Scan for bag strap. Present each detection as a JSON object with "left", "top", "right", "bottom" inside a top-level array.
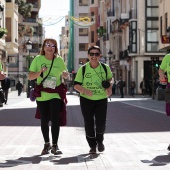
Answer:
[
  {"left": 82, "top": 62, "right": 107, "bottom": 80},
  {"left": 41, "top": 56, "right": 55, "bottom": 84}
]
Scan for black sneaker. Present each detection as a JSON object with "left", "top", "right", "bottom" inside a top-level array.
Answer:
[
  {"left": 98, "top": 143, "right": 105, "bottom": 152},
  {"left": 167, "top": 144, "right": 170, "bottom": 151},
  {"left": 51, "top": 145, "right": 62, "bottom": 155},
  {"left": 89, "top": 147, "right": 96, "bottom": 154},
  {"left": 41, "top": 143, "right": 51, "bottom": 155}
]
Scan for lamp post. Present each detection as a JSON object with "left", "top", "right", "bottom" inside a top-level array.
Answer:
[
  {"left": 25, "top": 39, "right": 32, "bottom": 98},
  {"left": 107, "top": 49, "right": 113, "bottom": 65}
]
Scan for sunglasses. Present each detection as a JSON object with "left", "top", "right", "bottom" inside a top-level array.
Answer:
[
  {"left": 45, "top": 43, "right": 56, "bottom": 48},
  {"left": 89, "top": 52, "right": 100, "bottom": 57}
]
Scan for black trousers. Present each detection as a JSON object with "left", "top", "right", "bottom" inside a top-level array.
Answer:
[
  {"left": 36, "top": 98, "right": 62, "bottom": 145},
  {"left": 80, "top": 96, "right": 107, "bottom": 148}
]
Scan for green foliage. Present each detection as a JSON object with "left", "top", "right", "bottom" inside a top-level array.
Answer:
[
  {"left": 17, "top": 0, "right": 33, "bottom": 18},
  {"left": 0, "top": 28, "right": 8, "bottom": 38}
]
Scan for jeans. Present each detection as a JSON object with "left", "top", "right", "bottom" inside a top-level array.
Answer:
[{"left": 80, "top": 96, "right": 107, "bottom": 148}]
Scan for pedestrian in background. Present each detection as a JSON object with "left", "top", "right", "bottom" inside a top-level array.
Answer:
[
  {"left": 140, "top": 79, "right": 146, "bottom": 97},
  {"left": 16, "top": 80, "right": 23, "bottom": 96},
  {"left": 112, "top": 80, "right": 116, "bottom": 95},
  {"left": 158, "top": 54, "right": 170, "bottom": 151},
  {"left": 117, "top": 77, "right": 125, "bottom": 98},
  {"left": 74, "top": 46, "right": 113, "bottom": 154},
  {"left": 28, "top": 38, "right": 69, "bottom": 155},
  {"left": 130, "top": 80, "right": 135, "bottom": 97},
  {"left": 1, "top": 73, "right": 10, "bottom": 104}
]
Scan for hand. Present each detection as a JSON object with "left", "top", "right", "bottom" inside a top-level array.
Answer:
[
  {"left": 84, "top": 89, "right": 93, "bottom": 96},
  {"left": 106, "top": 88, "right": 112, "bottom": 97},
  {"left": 41, "top": 67, "right": 47, "bottom": 73},
  {"left": 62, "top": 71, "right": 69, "bottom": 79}
]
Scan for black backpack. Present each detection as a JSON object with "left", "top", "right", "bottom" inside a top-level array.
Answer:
[{"left": 82, "top": 63, "right": 107, "bottom": 80}]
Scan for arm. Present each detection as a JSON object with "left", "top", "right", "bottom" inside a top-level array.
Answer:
[
  {"left": 74, "top": 84, "right": 93, "bottom": 96},
  {"left": 158, "top": 68, "right": 166, "bottom": 82},
  {"left": 28, "top": 67, "right": 47, "bottom": 80}
]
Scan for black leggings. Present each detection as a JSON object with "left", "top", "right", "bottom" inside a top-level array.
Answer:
[
  {"left": 80, "top": 96, "right": 107, "bottom": 148},
  {"left": 36, "top": 98, "right": 62, "bottom": 145}
]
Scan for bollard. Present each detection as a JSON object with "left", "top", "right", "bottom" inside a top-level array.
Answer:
[{"left": 156, "top": 87, "right": 165, "bottom": 100}]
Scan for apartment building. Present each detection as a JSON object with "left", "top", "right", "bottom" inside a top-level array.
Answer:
[
  {"left": 0, "top": 0, "right": 8, "bottom": 75},
  {"left": 65, "top": 0, "right": 168, "bottom": 94},
  {"left": 5, "top": 0, "right": 44, "bottom": 92}
]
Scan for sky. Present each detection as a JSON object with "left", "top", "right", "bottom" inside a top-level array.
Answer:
[{"left": 39, "top": 0, "right": 70, "bottom": 46}]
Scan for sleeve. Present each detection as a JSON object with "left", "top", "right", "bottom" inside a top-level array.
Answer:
[
  {"left": 106, "top": 65, "right": 113, "bottom": 80},
  {"left": 160, "top": 54, "right": 169, "bottom": 71},
  {"left": 74, "top": 66, "right": 83, "bottom": 85},
  {"left": 29, "top": 56, "right": 39, "bottom": 72},
  {"left": 60, "top": 56, "right": 68, "bottom": 72},
  {"left": 0, "top": 62, "right": 3, "bottom": 71}
]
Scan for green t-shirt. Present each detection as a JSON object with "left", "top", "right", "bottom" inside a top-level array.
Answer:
[
  {"left": 160, "top": 54, "right": 170, "bottom": 82},
  {"left": 74, "top": 62, "right": 113, "bottom": 100},
  {"left": 29, "top": 55, "right": 67, "bottom": 101},
  {"left": 0, "top": 62, "right": 2, "bottom": 71}
]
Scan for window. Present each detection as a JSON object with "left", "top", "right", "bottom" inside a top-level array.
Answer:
[
  {"left": 91, "top": 0, "right": 94, "bottom": 4},
  {"left": 160, "top": 16, "right": 162, "bottom": 37},
  {"left": 147, "top": 30, "right": 158, "bottom": 41},
  {"left": 91, "top": 31, "right": 94, "bottom": 43},
  {"left": 79, "top": 0, "right": 88, "bottom": 6},
  {"left": 147, "top": 8, "right": 158, "bottom": 17},
  {"left": 147, "top": 43, "right": 158, "bottom": 51},
  {"left": 79, "top": 43, "right": 88, "bottom": 51},
  {"left": 147, "top": 0, "right": 158, "bottom": 6},
  {"left": 79, "top": 28, "right": 88, "bottom": 36},
  {"left": 147, "top": 20, "right": 158, "bottom": 28}
]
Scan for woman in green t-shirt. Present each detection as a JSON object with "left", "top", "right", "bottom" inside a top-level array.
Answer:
[
  {"left": 28, "top": 38, "right": 69, "bottom": 155},
  {"left": 74, "top": 46, "right": 113, "bottom": 154}
]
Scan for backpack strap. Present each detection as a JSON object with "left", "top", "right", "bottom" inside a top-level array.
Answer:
[
  {"left": 101, "top": 63, "right": 107, "bottom": 80},
  {"left": 82, "top": 64, "right": 86, "bottom": 79}
]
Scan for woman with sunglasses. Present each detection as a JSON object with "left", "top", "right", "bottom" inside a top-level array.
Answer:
[
  {"left": 74, "top": 46, "right": 113, "bottom": 154},
  {"left": 28, "top": 38, "right": 69, "bottom": 155}
]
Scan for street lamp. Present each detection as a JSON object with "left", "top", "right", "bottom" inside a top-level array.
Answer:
[
  {"left": 107, "top": 49, "right": 113, "bottom": 65},
  {"left": 25, "top": 39, "right": 32, "bottom": 98}
]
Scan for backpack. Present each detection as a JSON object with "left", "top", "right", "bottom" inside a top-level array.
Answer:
[{"left": 82, "top": 63, "right": 108, "bottom": 80}]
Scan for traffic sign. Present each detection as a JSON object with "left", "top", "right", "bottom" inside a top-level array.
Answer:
[{"left": 161, "top": 35, "right": 170, "bottom": 44}]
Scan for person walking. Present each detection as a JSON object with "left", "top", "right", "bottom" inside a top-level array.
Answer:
[
  {"left": 1, "top": 73, "right": 10, "bottom": 104},
  {"left": 130, "top": 80, "right": 135, "bottom": 97},
  {"left": 140, "top": 79, "right": 146, "bottom": 97},
  {"left": 112, "top": 80, "right": 116, "bottom": 95},
  {"left": 28, "top": 38, "right": 69, "bottom": 155},
  {"left": 74, "top": 46, "right": 113, "bottom": 154},
  {"left": 117, "top": 77, "right": 125, "bottom": 98},
  {"left": 16, "top": 80, "right": 23, "bottom": 96}
]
